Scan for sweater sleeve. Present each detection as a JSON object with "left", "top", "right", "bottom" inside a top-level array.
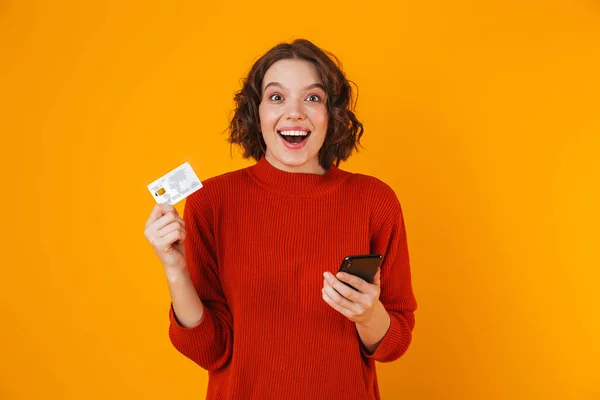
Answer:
[
  {"left": 362, "top": 183, "right": 418, "bottom": 362},
  {"left": 168, "top": 190, "right": 233, "bottom": 371}
]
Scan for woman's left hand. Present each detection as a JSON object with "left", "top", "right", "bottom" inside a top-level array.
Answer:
[{"left": 322, "top": 268, "right": 381, "bottom": 325}]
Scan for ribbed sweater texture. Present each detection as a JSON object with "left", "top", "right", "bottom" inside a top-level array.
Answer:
[{"left": 168, "top": 157, "right": 417, "bottom": 399}]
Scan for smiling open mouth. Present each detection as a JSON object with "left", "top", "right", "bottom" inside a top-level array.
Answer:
[{"left": 278, "top": 130, "right": 312, "bottom": 145}]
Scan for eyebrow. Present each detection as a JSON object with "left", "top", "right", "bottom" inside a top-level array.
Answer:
[{"left": 263, "top": 82, "right": 326, "bottom": 92}]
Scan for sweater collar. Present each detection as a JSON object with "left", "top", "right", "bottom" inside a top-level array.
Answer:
[{"left": 247, "top": 156, "right": 350, "bottom": 197}]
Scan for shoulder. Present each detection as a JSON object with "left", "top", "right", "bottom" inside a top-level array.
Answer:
[
  {"left": 343, "top": 172, "right": 403, "bottom": 231},
  {"left": 346, "top": 172, "right": 401, "bottom": 208},
  {"left": 201, "top": 166, "right": 251, "bottom": 191}
]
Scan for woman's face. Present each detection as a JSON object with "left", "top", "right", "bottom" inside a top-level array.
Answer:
[{"left": 258, "top": 58, "right": 328, "bottom": 174}]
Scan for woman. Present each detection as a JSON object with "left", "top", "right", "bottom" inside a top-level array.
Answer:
[{"left": 144, "top": 39, "right": 417, "bottom": 399}]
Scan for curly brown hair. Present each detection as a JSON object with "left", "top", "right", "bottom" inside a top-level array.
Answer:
[{"left": 228, "top": 39, "right": 364, "bottom": 169}]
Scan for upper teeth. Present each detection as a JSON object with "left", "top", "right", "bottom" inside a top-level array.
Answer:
[{"left": 280, "top": 130, "right": 308, "bottom": 136}]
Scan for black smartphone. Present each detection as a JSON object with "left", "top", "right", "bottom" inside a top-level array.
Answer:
[{"left": 337, "top": 254, "right": 382, "bottom": 291}]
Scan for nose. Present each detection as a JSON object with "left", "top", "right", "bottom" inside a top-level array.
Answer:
[{"left": 284, "top": 99, "right": 306, "bottom": 121}]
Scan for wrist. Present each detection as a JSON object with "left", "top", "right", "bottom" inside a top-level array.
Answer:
[
  {"left": 356, "top": 301, "right": 388, "bottom": 329},
  {"left": 165, "top": 266, "right": 190, "bottom": 283}
]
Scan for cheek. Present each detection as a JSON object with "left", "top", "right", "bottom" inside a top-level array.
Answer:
[
  {"left": 308, "top": 107, "right": 328, "bottom": 131},
  {"left": 258, "top": 104, "right": 279, "bottom": 129}
]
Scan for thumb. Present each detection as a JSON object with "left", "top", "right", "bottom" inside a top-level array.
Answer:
[
  {"left": 174, "top": 240, "right": 186, "bottom": 256},
  {"left": 373, "top": 268, "right": 381, "bottom": 286}
]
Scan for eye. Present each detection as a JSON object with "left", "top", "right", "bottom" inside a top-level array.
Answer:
[
  {"left": 269, "top": 93, "right": 283, "bottom": 101},
  {"left": 306, "top": 94, "right": 321, "bottom": 102}
]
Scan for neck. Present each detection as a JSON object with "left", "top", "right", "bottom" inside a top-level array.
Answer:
[
  {"left": 247, "top": 156, "right": 350, "bottom": 197},
  {"left": 264, "top": 154, "right": 326, "bottom": 175}
]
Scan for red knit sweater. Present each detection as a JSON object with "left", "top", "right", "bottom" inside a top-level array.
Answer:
[{"left": 168, "top": 157, "right": 417, "bottom": 399}]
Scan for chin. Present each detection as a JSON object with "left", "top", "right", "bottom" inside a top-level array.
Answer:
[
  {"left": 271, "top": 151, "right": 320, "bottom": 171},
  {"left": 279, "top": 152, "right": 314, "bottom": 166},
  {"left": 280, "top": 156, "right": 309, "bottom": 167}
]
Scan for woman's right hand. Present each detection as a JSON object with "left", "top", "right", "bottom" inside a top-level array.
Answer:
[{"left": 144, "top": 203, "right": 187, "bottom": 275}]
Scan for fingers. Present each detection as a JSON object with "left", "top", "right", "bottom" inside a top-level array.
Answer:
[
  {"left": 145, "top": 210, "right": 185, "bottom": 236},
  {"left": 157, "top": 221, "right": 186, "bottom": 241},
  {"left": 322, "top": 280, "right": 362, "bottom": 316},
  {"left": 154, "top": 229, "right": 186, "bottom": 250},
  {"left": 145, "top": 203, "right": 179, "bottom": 228},
  {"left": 151, "top": 219, "right": 186, "bottom": 249},
  {"left": 323, "top": 272, "right": 361, "bottom": 302},
  {"left": 334, "top": 271, "right": 377, "bottom": 295},
  {"left": 144, "top": 204, "right": 187, "bottom": 271},
  {"left": 322, "top": 271, "right": 380, "bottom": 315},
  {"left": 144, "top": 204, "right": 185, "bottom": 251},
  {"left": 322, "top": 287, "right": 356, "bottom": 318}
]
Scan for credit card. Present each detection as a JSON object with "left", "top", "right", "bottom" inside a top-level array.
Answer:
[{"left": 147, "top": 162, "right": 202, "bottom": 205}]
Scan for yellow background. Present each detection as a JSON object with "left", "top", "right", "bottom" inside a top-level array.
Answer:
[{"left": 1, "top": 0, "right": 599, "bottom": 399}]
